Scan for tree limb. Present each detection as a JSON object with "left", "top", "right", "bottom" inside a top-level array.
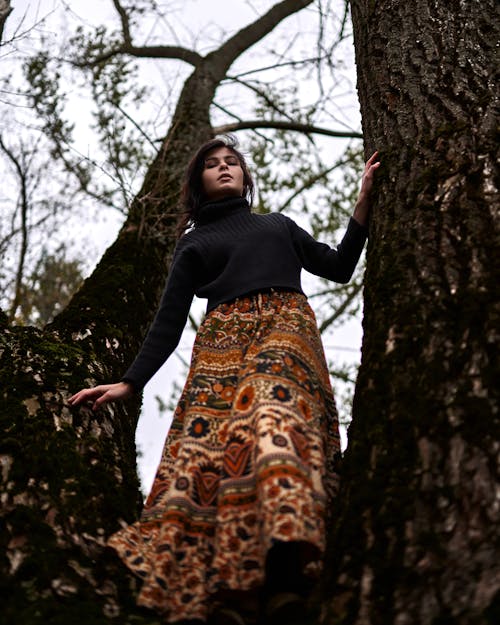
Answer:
[
  {"left": 73, "top": 43, "right": 203, "bottom": 68},
  {"left": 207, "top": 0, "right": 316, "bottom": 80},
  {"left": 106, "top": 0, "right": 203, "bottom": 66},
  {"left": 228, "top": 56, "right": 329, "bottom": 79},
  {"left": 0, "top": 0, "right": 12, "bottom": 44},
  {"left": 111, "top": 0, "right": 132, "bottom": 45},
  {"left": 213, "top": 119, "right": 362, "bottom": 139},
  {"left": 75, "top": 0, "right": 317, "bottom": 77}
]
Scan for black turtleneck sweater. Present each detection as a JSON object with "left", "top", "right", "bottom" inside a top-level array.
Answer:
[{"left": 122, "top": 197, "right": 368, "bottom": 390}]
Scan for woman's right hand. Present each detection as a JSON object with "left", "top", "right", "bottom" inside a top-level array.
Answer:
[
  {"left": 68, "top": 381, "right": 134, "bottom": 411},
  {"left": 352, "top": 151, "right": 380, "bottom": 226}
]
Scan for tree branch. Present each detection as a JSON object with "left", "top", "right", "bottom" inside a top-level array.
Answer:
[
  {"left": 225, "top": 74, "right": 297, "bottom": 123},
  {"left": 111, "top": 0, "right": 132, "bottom": 45},
  {"left": 0, "top": 0, "right": 12, "bottom": 44},
  {"left": 106, "top": 0, "right": 204, "bottom": 66},
  {"left": 318, "top": 281, "right": 363, "bottom": 333},
  {"left": 213, "top": 119, "right": 362, "bottom": 139},
  {"left": 73, "top": 43, "right": 203, "bottom": 68},
  {"left": 277, "top": 157, "right": 352, "bottom": 213},
  {"left": 207, "top": 0, "right": 315, "bottom": 79},
  {"left": 75, "top": 1, "right": 313, "bottom": 75},
  {"left": 228, "top": 55, "right": 329, "bottom": 79}
]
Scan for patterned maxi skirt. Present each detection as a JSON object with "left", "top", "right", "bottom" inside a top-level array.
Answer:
[{"left": 108, "top": 290, "right": 341, "bottom": 623}]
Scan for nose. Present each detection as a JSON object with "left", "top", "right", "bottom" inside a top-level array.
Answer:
[{"left": 219, "top": 161, "right": 228, "bottom": 170}]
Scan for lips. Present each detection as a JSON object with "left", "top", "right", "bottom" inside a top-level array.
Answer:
[{"left": 218, "top": 174, "right": 232, "bottom": 181}]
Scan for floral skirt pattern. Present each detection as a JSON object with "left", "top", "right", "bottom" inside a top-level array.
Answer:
[{"left": 108, "top": 290, "right": 340, "bottom": 623}]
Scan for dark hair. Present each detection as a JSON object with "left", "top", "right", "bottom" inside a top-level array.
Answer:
[{"left": 176, "top": 135, "right": 254, "bottom": 238}]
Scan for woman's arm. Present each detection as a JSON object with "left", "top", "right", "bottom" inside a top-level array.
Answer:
[
  {"left": 287, "top": 152, "right": 380, "bottom": 283},
  {"left": 68, "top": 240, "right": 198, "bottom": 408}
]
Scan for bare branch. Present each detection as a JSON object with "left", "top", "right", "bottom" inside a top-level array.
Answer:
[
  {"left": 113, "top": 101, "right": 158, "bottom": 153},
  {"left": 0, "top": 0, "right": 12, "bottom": 44},
  {"left": 111, "top": 0, "right": 132, "bottom": 45},
  {"left": 72, "top": 43, "right": 203, "bottom": 68},
  {"left": 228, "top": 56, "right": 329, "bottom": 79},
  {"left": 208, "top": 0, "right": 315, "bottom": 79},
  {"left": 66, "top": 0, "right": 196, "bottom": 68},
  {"left": 73, "top": 1, "right": 316, "bottom": 85},
  {"left": 212, "top": 102, "right": 272, "bottom": 143},
  {"left": 213, "top": 119, "right": 362, "bottom": 139},
  {"left": 277, "top": 157, "right": 352, "bottom": 213},
  {"left": 225, "top": 75, "right": 297, "bottom": 123},
  {"left": 318, "top": 281, "right": 363, "bottom": 333}
]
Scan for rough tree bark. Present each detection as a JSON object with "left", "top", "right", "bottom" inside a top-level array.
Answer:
[
  {"left": 321, "top": 1, "right": 499, "bottom": 624},
  {"left": 0, "top": 2, "right": 314, "bottom": 623}
]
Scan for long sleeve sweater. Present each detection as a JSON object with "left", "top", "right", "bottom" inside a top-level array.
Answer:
[{"left": 122, "top": 197, "right": 368, "bottom": 390}]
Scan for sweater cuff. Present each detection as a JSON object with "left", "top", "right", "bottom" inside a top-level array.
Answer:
[
  {"left": 121, "top": 377, "right": 141, "bottom": 394},
  {"left": 349, "top": 216, "right": 369, "bottom": 233}
]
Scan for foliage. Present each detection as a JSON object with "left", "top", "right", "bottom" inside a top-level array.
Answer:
[{"left": 14, "top": 245, "right": 84, "bottom": 328}]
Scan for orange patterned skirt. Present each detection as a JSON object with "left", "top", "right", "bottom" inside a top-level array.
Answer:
[{"left": 108, "top": 290, "right": 340, "bottom": 623}]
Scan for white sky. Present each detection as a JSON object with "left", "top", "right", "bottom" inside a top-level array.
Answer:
[{"left": 6, "top": 0, "right": 363, "bottom": 495}]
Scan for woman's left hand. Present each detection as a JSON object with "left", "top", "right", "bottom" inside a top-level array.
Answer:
[{"left": 352, "top": 151, "right": 380, "bottom": 226}]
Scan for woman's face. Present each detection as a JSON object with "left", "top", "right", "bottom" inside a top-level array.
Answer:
[{"left": 201, "top": 146, "right": 244, "bottom": 201}]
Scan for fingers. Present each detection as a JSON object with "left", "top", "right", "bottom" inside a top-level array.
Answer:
[
  {"left": 361, "top": 152, "right": 381, "bottom": 187},
  {"left": 365, "top": 152, "right": 380, "bottom": 174},
  {"left": 93, "top": 391, "right": 111, "bottom": 411},
  {"left": 68, "top": 387, "right": 101, "bottom": 406},
  {"left": 68, "top": 385, "right": 109, "bottom": 409},
  {"left": 68, "top": 382, "right": 132, "bottom": 410}
]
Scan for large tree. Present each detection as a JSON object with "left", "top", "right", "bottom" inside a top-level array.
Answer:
[
  {"left": 321, "top": 1, "right": 499, "bottom": 623},
  {"left": 0, "top": 1, "right": 344, "bottom": 623},
  {"left": 2, "top": 1, "right": 498, "bottom": 625}
]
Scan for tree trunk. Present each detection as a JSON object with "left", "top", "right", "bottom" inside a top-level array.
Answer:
[
  {"left": 0, "top": 2, "right": 314, "bottom": 622},
  {"left": 0, "top": 75, "right": 214, "bottom": 625},
  {"left": 321, "top": 1, "right": 499, "bottom": 624}
]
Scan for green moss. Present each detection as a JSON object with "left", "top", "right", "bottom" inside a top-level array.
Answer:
[{"left": 1, "top": 321, "right": 144, "bottom": 621}]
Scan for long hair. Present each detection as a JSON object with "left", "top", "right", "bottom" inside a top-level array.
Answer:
[{"left": 176, "top": 135, "right": 254, "bottom": 238}]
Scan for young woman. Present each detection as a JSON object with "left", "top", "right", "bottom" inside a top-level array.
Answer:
[{"left": 69, "top": 137, "right": 380, "bottom": 625}]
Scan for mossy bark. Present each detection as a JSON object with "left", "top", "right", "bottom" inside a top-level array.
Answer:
[
  {"left": 0, "top": 2, "right": 315, "bottom": 622},
  {"left": 0, "top": 85, "right": 213, "bottom": 625},
  {"left": 321, "top": 1, "right": 499, "bottom": 624}
]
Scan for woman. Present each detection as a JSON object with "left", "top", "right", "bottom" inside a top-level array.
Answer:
[{"left": 69, "top": 136, "right": 380, "bottom": 625}]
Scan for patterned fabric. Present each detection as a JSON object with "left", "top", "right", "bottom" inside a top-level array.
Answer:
[{"left": 108, "top": 290, "right": 341, "bottom": 623}]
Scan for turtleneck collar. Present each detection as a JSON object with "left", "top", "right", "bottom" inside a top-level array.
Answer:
[{"left": 196, "top": 196, "right": 250, "bottom": 226}]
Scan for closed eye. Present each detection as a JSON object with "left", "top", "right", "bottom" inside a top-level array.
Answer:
[{"left": 204, "top": 156, "right": 240, "bottom": 168}]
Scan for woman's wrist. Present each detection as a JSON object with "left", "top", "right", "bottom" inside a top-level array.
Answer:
[
  {"left": 352, "top": 196, "right": 370, "bottom": 226},
  {"left": 120, "top": 380, "right": 136, "bottom": 395}
]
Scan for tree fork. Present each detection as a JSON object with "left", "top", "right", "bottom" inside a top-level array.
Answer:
[{"left": 1, "top": 1, "right": 317, "bottom": 622}]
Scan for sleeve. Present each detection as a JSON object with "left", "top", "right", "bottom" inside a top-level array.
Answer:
[
  {"left": 121, "top": 241, "right": 197, "bottom": 391},
  {"left": 287, "top": 216, "right": 368, "bottom": 283}
]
